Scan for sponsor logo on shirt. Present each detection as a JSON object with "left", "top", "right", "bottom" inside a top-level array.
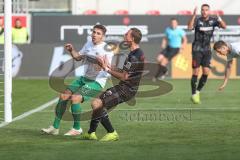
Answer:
[{"left": 199, "top": 27, "right": 213, "bottom": 31}]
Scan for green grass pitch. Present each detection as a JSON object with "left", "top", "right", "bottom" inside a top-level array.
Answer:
[{"left": 0, "top": 79, "right": 240, "bottom": 160}]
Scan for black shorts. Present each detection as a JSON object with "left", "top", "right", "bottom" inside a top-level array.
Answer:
[
  {"left": 161, "top": 46, "right": 180, "bottom": 60},
  {"left": 192, "top": 51, "right": 212, "bottom": 68},
  {"left": 99, "top": 85, "right": 136, "bottom": 109}
]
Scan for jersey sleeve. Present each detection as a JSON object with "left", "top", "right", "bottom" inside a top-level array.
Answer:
[
  {"left": 227, "top": 54, "right": 233, "bottom": 62},
  {"left": 179, "top": 29, "right": 186, "bottom": 37},
  {"left": 164, "top": 28, "right": 169, "bottom": 37}
]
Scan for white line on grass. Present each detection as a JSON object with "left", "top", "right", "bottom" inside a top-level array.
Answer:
[
  {"left": 0, "top": 98, "right": 58, "bottom": 128},
  {"left": 1, "top": 97, "right": 239, "bottom": 128},
  {"left": 32, "top": 107, "right": 240, "bottom": 113}
]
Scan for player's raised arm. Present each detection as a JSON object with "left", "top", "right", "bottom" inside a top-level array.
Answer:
[
  {"left": 187, "top": 7, "right": 197, "bottom": 30},
  {"left": 216, "top": 14, "right": 227, "bottom": 29},
  {"left": 65, "top": 43, "right": 84, "bottom": 61},
  {"left": 219, "top": 60, "right": 233, "bottom": 91}
]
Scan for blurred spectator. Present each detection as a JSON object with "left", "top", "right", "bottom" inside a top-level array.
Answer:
[
  {"left": 12, "top": 18, "right": 28, "bottom": 44},
  {"left": 153, "top": 18, "right": 187, "bottom": 81},
  {"left": 0, "top": 18, "right": 4, "bottom": 44}
]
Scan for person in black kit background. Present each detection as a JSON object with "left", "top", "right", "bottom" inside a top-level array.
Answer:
[
  {"left": 81, "top": 28, "right": 145, "bottom": 141},
  {"left": 187, "top": 4, "right": 226, "bottom": 104}
]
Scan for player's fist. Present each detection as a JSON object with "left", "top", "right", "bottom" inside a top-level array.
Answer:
[
  {"left": 65, "top": 43, "right": 74, "bottom": 52},
  {"left": 216, "top": 14, "right": 223, "bottom": 22}
]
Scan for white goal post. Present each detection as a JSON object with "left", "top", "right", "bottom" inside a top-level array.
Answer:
[{"left": 4, "top": 0, "right": 12, "bottom": 122}]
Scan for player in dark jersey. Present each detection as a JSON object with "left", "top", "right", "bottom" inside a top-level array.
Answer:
[
  {"left": 187, "top": 4, "right": 226, "bottom": 104},
  {"left": 81, "top": 28, "right": 145, "bottom": 141}
]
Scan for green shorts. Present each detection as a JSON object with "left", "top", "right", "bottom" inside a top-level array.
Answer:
[{"left": 67, "top": 76, "right": 102, "bottom": 102}]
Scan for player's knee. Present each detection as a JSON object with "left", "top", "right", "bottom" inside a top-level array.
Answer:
[
  {"left": 192, "top": 68, "right": 200, "bottom": 75},
  {"left": 157, "top": 54, "right": 163, "bottom": 63},
  {"left": 91, "top": 98, "right": 103, "bottom": 110},
  {"left": 203, "top": 71, "right": 209, "bottom": 76},
  {"left": 161, "top": 58, "right": 168, "bottom": 66},
  {"left": 60, "top": 90, "right": 72, "bottom": 100},
  {"left": 202, "top": 68, "right": 210, "bottom": 75},
  {"left": 71, "top": 94, "right": 83, "bottom": 103}
]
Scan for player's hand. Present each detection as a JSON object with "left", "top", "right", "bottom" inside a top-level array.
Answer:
[
  {"left": 216, "top": 13, "right": 223, "bottom": 22},
  {"left": 180, "top": 46, "right": 185, "bottom": 53},
  {"left": 65, "top": 43, "right": 74, "bottom": 52},
  {"left": 218, "top": 84, "right": 226, "bottom": 91},
  {"left": 193, "top": 7, "right": 197, "bottom": 16},
  {"left": 96, "top": 55, "right": 109, "bottom": 71},
  {"left": 96, "top": 56, "right": 105, "bottom": 68}
]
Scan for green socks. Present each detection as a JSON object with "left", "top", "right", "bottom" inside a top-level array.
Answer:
[
  {"left": 53, "top": 99, "right": 82, "bottom": 130},
  {"left": 53, "top": 99, "right": 67, "bottom": 129},
  {"left": 71, "top": 103, "right": 82, "bottom": 130}
]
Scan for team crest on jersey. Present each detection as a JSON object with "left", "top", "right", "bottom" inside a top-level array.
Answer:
[
  {"left": 125, "top": 62, "right": 132, "bottom": 69},
  {"left": 209, "top": 20, "right": 213, "bottom": 25},
  {"left": 199, "top": 21, "right": 203, "bottom": 26}
]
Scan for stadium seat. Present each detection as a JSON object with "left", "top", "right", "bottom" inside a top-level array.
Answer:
[
  {"left": 114, "top": 10, "right": 129, "bottom": 15},
  {"left": 177, "top": 10, "right": 192, "bottom": 15},
  {"left": 83, "top": 10, "right": 97, "bottom": 15},
  {"left": 146, "top": 10, "right": 160, "bottom": 15},
  {"left": 209, "top": 10, "right": 224, "bottom": 15}
]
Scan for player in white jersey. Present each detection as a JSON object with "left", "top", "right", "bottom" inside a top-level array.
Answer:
[
  {"left": 41, "top": 25, "right": 113, "bottom": 136},
  {"left": 213, "top": 40, "right": 240, "bottom": 90}
]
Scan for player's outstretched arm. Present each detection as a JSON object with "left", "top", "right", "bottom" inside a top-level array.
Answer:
[
  {"left": 187, "top": 7, "right": 197, "bottom": 30},
  {"left": 65, "top": 43, "right": 83, "bottom": 61},
  {"left": 219, "top": 60, "right": 233, "bottom": 91}
]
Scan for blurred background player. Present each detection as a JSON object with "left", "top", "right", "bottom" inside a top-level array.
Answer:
[
  {"left": 153, "top": 18, "right": 187, "bottom": 81},
  {"left": 0, "top": 17, "right": 4, "bottom": 44},
  {"left": 213, "top": 40, "right": 240, "bottom": 90},
  {"left": 187, "top": 4, "right": 226, "bottom": 104},
  {"left": 12, "top": 18, "right": 29, "bottom": 44},
  {"left": 81, "top": 28, "right": 144, "bottom": 141},
  {"left": 41, "top": 25, "right": 113, "bottom": 136}
]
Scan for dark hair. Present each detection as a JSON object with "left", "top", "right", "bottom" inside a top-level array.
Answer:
[
  {"left": 213, "top": 40, "right": 227, "bottom": 50},
  {"left": 130, "top": 28, "right": 142, "bottom": 44},
  {"left": 171, "top": 17, "right": 178, "bottom": 22},
  {"left": 15, "top": 18, "right": 21, "bottom": 22},
  {"left": 93, "top": 24, "right": 107, "bottom": 35},
  {"left": 201, "top": 4, "right": 210, "bottom": 9}
]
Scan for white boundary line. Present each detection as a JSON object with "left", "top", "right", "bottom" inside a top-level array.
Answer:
[
  {"left": 0, "top": 98, "right": 58, "bottom": 128},
  {"left": 35, "top": 107, "right": 240, "bottom": 112},
  {"left": 1, "top": 97, "right": 240, "bottom": 128}
]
